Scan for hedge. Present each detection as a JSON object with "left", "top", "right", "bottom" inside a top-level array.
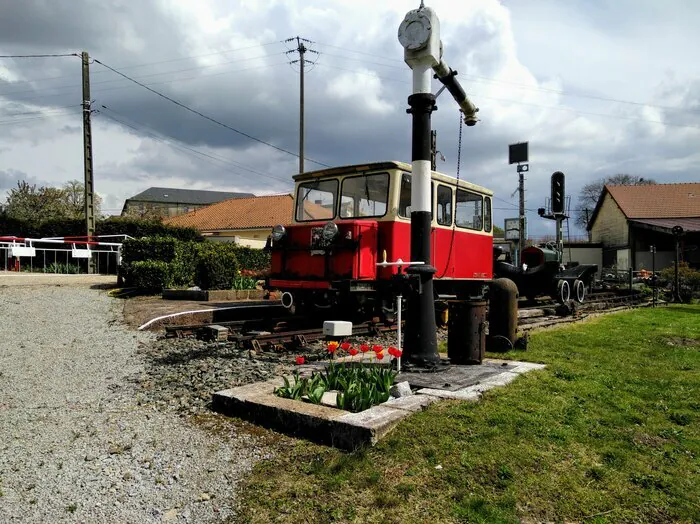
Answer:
[
  {"left": 195, "top": 249, "right": 239, "bottom": 290},
  {"left": 129, "top": 260, "right": 173, "bottom": 291},
  {"left": 0, "top": 213, "right": 203, "bottom": 242},
  {"left": 119, "top": 237, "right": 270, "bottom": 291}
]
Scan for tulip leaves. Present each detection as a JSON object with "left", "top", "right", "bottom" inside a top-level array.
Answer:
[{"left": 274, "top": 363, "right": 398, "bottom": 413}]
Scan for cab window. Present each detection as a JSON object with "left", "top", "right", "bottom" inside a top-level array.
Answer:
[
  {"left": 398, "top": 173, "right": 434, "bottom": 218},
  {"left": 456, "top": 189, "right": 483, "bottom": 230},
  {"left": 437, "top": 185, "right": 452, "bottom": 226},
  {"left": 295, "top": 179, "right": 337, "bottom": 222},
  {"left": 484, "top": 196, "right": 492, "bottom": 232},
  {"left": 340, "top": 173, "right": 389, "bottom": 218}
]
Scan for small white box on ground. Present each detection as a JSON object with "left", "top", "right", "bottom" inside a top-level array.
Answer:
[{"left": 323, "top": 321, "right": 353, "bottom": 337}]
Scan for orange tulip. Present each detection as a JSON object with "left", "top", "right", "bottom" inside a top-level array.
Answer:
[{"left": 327, "top": 341, "right": 339, "bottom": 354}]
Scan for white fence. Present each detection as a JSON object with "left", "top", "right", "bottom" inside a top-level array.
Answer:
[{"left": 0, "top": 235, "right": 127, "bottom": 275}]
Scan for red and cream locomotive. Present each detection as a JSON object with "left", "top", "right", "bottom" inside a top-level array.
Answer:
[{"left": 265, "top": 161, "right": 494, "bottom": 318}]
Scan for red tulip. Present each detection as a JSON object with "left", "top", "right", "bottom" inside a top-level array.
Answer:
[
  {"left": 376, "top": 351, "right": 385, "bottom": 360},
  {"left": 295, "top": 356, "right": 305, "bottom": 365},
  {"left": 340, "top": 342, "right": 351, "bottom": 351},
  {"left": 360, "top": 344, "right": 370, "bottom": 353},
  {"left": 372, "top": 344, "right": 383, "bottom": 354},
  {"left": 388, "top": 346, "right": 397, "bottom": 357},
  {"left": 327, "top": 341, "right": 339, "bottom": 354},
  {"left": 393, "top": 348, "right": 403, "bottom": 358},
  {"left": 348, "top": 348, "right": 359, "bottom": 356}
]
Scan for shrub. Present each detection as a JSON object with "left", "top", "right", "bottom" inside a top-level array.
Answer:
[
  {"left": 235, "top": 246, "right": 270, "bottom": 274},
  {"left": 660, "top": 262, "right": 700, "bottom": 303},
  {"left": 195, "top": 249, "right": 239, "bottom": 290},
  {"left": 128, "top": 260, "right": 173, "bottom": 291},
  {"left": 121, "top": 237, "right": 179, "bottom": 265}
]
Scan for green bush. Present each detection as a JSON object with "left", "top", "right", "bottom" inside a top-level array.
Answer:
[
  {"left": 43, "top": 262, "right": 81, "bottom": 274},
  {"left": 660, "top": 262, "right": 700, "bottom": 303},
  {"left": 235, "top": 246, "right": 270, "bottom": 274},
  {"left": 0, "top": 213, "right": 203, "bottom": 242},
  {"left": 121, "top": 237, "right": 179, "bottom": 265},
  {"left": 128, "top": 260, "right": 173, "bottom": 291},
  {"left": 195, "top": 249, "right": 239, "bottom": 290}
]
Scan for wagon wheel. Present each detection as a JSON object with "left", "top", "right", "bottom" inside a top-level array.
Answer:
[
  {"left": 556, "top": 279, "right": 570, "bottom": 304},
  {"left": 573, "top": 279, "right": 586, "bottom": 303}
]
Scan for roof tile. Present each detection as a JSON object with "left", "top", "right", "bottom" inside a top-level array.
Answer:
[
  {"left": 164, "top": 194, "right": 293, "bottom": 231},
  {"left": 606, "top": 183, "right": 700, "bottom": 219}
]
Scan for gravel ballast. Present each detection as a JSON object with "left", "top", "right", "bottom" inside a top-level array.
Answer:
[{"left": 0, "top": 285, "right": 274, "bottom": 523}]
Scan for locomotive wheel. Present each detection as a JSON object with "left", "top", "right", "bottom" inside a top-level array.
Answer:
[
  {"left": 573, "top": 279, "right": 586, "bottom": 303},
  {"left": 556, "top": 279, "right": 570, "bottom": 304}
]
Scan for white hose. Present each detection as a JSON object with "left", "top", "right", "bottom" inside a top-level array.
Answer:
[{"left": 137, "top": 304, "right": 274, "bottom": 331}]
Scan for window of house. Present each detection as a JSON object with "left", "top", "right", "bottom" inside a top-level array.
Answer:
[
  {"left": 437, "top": 185, "right": 452, "bottom": 226},
  {"left": 456, "top": 189, "right": 483, "bottom": 230}
]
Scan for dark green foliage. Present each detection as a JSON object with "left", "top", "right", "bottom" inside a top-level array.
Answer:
[
  {"left": 120, "top": 237, "right": 179, "bottom": 265},
  {"left": 129, "top": 260, "right": 173, "bottom": 291},
  {"left": 194, "top": 248, "right": 239, "bottom": 290},
  {"left": 274, "top": 362, "right": 397, "bottom": 413},
  {"left": 97, "top": 217, "right": 203, "bottom": 242},
  {"left": 0, "top": 213, "right": 202, "bottom": 242},
  {"left": 235, "top": 246, "right": 270, "bottom": 274}
]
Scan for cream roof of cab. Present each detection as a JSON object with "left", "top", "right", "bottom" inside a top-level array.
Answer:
[{"left": 292, "top": 161, "right": 493, "bottom": 197}]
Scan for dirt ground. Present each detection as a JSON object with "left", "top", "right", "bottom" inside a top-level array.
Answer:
[{"left": 0, "top": 272, "right": 117, "bottom": 288}]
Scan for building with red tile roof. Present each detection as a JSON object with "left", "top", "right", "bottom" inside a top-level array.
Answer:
[{"left": 587, "top": 183, "right": 700, "bottom": 270}]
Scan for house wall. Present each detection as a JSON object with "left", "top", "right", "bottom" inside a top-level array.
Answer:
[
  {"left": 204, "top": 228, "right": 270, "bottom": 249},
  {"left": 123, "top": 201, "right": 204, "bottom": 218},
  {"left": 562, "top": 244, "right": 603, "bottom": 275},
  {"left": 590, "top": 193, "right": 628, "bottom": 247}
]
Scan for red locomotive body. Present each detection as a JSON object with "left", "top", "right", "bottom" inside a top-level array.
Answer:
[{"left": 266, "top": 161, "right": 493, "bottom": 316}]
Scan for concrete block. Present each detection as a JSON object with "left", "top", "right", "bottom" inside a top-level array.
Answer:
[
  {"left": 337, "top": 405, "right": 409, "bottom": 443},
  {"left": 384, "top": 395, "right": 436, "bottom": 413},
  {"left": 416, "top": 387, "right": 481, "bottom": 401},
  {"left": 479, "top": 371, "right": 519, "bottom": 387},
  {"left": 390, "top": 381, "right": 412, "bottom": 398},
  {"left": 205, "top": 324, "right": 228, "bottom": 341},
  {"left": 510, "top": 362, "right": 546, "bottom": 374},
  {"left": 323, "top": 321, "right": 353, "bottom": 337}
]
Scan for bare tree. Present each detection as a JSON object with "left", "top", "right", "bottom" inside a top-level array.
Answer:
[{"left": 576, "top": 174, "right": 656, "bottom": 230}]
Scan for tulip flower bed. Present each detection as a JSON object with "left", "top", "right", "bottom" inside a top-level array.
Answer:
[{"left": 274, "top": 342, "right": 402, "bottom": 413}]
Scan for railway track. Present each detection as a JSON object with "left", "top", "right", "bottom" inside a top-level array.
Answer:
[{"left": 160, "top": 290, "right": 651, "bottom": 353}]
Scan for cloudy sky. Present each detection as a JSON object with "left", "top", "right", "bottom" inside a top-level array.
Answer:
[{"left": 0, "top": 0, "right": 698, "bottom": 237}]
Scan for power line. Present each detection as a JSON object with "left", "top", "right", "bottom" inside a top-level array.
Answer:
[
  {"left": 0, "top": 108, "right": 81, "bottom": 126},
  {"left": 319, "top": 42, "right": 694, "bottom": 114},
  {"left": 97, "top": 105, "right": 292, "bottom": 186},
  {"left": 0, "top": 61, "right": 291, "bottom": 105},
  {"left": 0, "top": 53, "right": 79, "bottom": 58},
  {"left": 0, "top": 52, "right": 287, "bottom": 98},
  {"left": 0, "top": 42, "right": 280, "bottom": 89},
  {"left": 92, "top": 58, "right": 331, "bottom": 167},
  {"left": 312, "top": 62, "right": 700, "bottom": 130}
]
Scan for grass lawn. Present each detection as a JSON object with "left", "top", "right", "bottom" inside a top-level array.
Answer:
[{"left": 237, "top": 305, "right": 700, "bottom": 523}]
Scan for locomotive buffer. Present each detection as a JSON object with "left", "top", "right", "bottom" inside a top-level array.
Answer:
[{"left": 398, "top": 3, "right": 479, "bottom": 368}]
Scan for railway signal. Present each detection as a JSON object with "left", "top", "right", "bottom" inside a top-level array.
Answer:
[{"left": 551, "top": 171, "right": 565, "bottom": 215}]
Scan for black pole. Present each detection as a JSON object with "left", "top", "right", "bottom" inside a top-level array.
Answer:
[
  {"left": 674, "top": 238, "right": 681, "bottom": 302},
  {"left": 652, "top": 245, "right": 656, "bottom": 308},
  {"left": 403, "top": 92, "right": 440, "bottom": 368}
]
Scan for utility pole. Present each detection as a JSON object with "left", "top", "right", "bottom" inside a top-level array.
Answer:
[
  {"left": 430, "top": 130, "right": 437, "bottom": 171},
  {"left": 286, "top": 37, "right": 317, "bottom": 174},
  {"left": 82, "top": 51, "right": 96, "bottom": 274},
  {"left": 518, "top": 170, "right": 526, "bottom": 253}
]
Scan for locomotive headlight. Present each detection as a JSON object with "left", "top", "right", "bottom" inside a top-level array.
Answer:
[
  {"left": 322, "top": 221, "right": 338, "bottom": 241},
  {"left": 271, "top": 224, "right": 286, "bottom": 242}
]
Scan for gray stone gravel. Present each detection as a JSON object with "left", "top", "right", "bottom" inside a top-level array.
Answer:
[{"left": 0, "top": 286, "right": 272, "bottom": 523}]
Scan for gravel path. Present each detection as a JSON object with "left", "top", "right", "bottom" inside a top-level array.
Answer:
[{"left": 0, "top": 286, "right": 270, "bottom": 523}]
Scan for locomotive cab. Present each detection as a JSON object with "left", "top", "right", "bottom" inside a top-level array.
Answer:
[{"left": 265, "top": 161, "right": 493, "bottom": 318}]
